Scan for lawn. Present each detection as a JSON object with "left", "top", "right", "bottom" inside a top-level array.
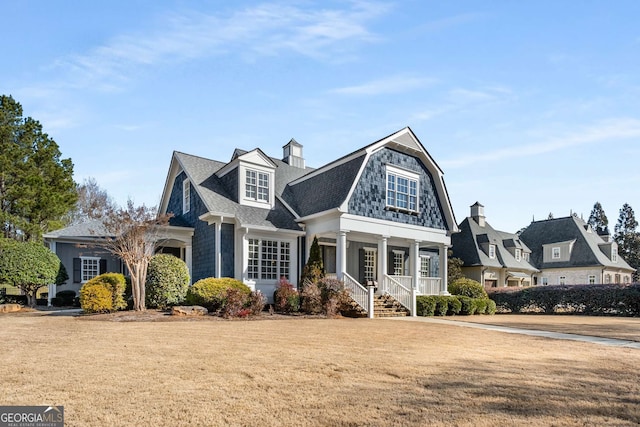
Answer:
[{"left": 1, "top": 311, "right": 639, "bottom": 426}]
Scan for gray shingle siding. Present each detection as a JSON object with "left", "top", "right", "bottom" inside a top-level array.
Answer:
[
  {"left": 221, "top": 223, "right": 235, "bottom": 277},
  {"left": 348, "top": 148, "right": 446, "bottom": 229},
  {"left": 219, "top": 168, "right": 239, "bottom": 203}
]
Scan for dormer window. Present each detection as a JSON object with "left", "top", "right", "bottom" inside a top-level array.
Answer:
[
  {"left": 246, "top": 169, "right": 269, "bottom": 202},
  {"left": 386, "top": 165, "right": 419, "bottom": 212},
  {"left": 552, "top": 247, "right": 561, "bottom": 259},
  {"left": 515, "top": 248, "right": 521, "bottom": 261},
  {"left": 183, "top": 179, "right": 191, "bottom": 213},
  {"left": 612, "top": 247, "right": 618, "bottom": 262},
  {"left": 489, "top": 244, "right": 496, "bottom": 259}
]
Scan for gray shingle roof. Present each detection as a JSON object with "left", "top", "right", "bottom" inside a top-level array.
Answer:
[
  {"left": 519, "top": 216, "right": 634, "bottom": 271},
  {"left": 451, "top": 217, "right": 538, "bottom": 272},
  {"left": 43, "top": 219, "right": 110, "bottom": 239}
]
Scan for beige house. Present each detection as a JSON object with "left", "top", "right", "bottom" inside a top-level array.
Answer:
[
  {"left": 519, "top": 216, "right": 635, "bottom": 285},
  {"left": 451, "top": 203, "right": 538, "bottom": 288}
]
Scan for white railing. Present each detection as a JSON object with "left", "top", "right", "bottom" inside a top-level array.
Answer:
[
  {"left": 390, "top": 275, "right": 412, "bottom": 290},
  {"left": 383, "top": 274, "right": 412, "bottom": 312},
  {"left": 417, "top": 277, "right": 441, "bottom": 295},
  {"left": 342, "top": 273, "right": 369, "bottom": 314}
]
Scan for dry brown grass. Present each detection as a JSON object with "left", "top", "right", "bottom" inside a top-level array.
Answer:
[{"left": 1, "top": 311, "right": 639, "bottom": 426}]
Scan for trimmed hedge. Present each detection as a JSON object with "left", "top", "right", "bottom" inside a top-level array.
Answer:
[
  {"left": 84, "top": 273, "right": 127, "bottom": 311},
  {"left": 185, "top": 277, "right": 250, "bottom": 312},
  {"left": 448, "top": 278, "right": 488, "bottom": 299},
  {"left": 416, "top": 295, "right": 495, "bottom": 316},
  {"left": 145, "top": 254, "right": 190, "bottom": 309},
  {"left": 80, "top": 283, "right": 113, "bottom": 313},
  {"left": 489, "top": 284, "right": 640, "bottom": 316}
]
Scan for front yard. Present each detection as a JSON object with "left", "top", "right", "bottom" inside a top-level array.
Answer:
[{"left": 2, "top": 312, "right": 639, "bottom": 426}]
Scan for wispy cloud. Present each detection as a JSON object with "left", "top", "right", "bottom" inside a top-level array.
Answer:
[
  {"left": 441, "top": 118, "right": 640, "bottom": 168},
  {"left": 50, "top": 2, "right": 388, "bottom": 91},
  {"left": 330, "top": 74, "right": 437, "bottom": 95}
]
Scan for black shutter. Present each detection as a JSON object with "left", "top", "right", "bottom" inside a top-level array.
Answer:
[
  {"left": 388, "top": 251, "right": 395, "bottom": 275},
  {"left": 358, "top": 248, "right": 365, "bottom": 284},
  {"left": 99, "top": 259, "right": 107, "bottom": 275},
  {"left": 73, "top": 258, "right": 81, "bottom": 283}
]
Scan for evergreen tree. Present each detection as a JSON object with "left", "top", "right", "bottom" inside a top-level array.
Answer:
[
  {"left": 587, "top": 202, "right": 609, "bottom": 234},
  {"left": 0, "top": 95, "right": 76, "bottom": 240},
  {"left": 614, "top": 203, "right": 640, "bottom": 278},
  {"left": 300, "top": 236, "right": 324, "bottom": 287}
]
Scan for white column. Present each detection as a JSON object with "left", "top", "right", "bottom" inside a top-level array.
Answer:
[
  {"left": 439, "top": 244, "right": 450, "bottom": 295},
  {"left": 336, "top": 231, "right": 347, "bottom": 281},
  {"left": 185, "top": 245, "right": 193, "bottom": 284},
  {"left": 411, "top": 240, "right": 420, "bottom": 290},
  {"left": 215, "top": 221, "right": 222, "bottom": 278},
  {"left": 377, "top": 236, "right": 388, "bottom": 293},
  {"left": 47, "top": 283, "right": 56, "bottom": 307}
]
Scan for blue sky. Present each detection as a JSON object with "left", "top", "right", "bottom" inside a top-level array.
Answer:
[{"left": 2, "top": 1, "right": 639, "bottom": 233}]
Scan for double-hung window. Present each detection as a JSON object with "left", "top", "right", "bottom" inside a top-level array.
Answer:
[
  {"left": 386, "top": 166, "right": 419, "bottom": 212},
  {"left": 182, "top": 179, "right": 191, "bottom": 213},
  {"left": 81, "top": 257, "right": 100, "bottom": 283},
  {"left": 246, "top": 170, "right": 269, "bottom": 202},
  {"left": 392, "top": 251, "right": 405, "bottom": 276}
]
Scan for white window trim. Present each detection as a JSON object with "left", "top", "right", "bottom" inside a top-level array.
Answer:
[
  {"left": 364, "top": 247, "right": 377, "bottom": 283},
  {"left": 247, "top": 238, "right": 291, "bottom": 281},
  {"left": 182, "top": 179, "right": 191, "bottom": 214},
  {"left": 552, "top": 247, "right": 561, "bottom": 259},
  {"left": 385, "top": 165, "right": 420, "bottom": 213},
  {"left": 419, "top": 255, "right": 431, "bottom": 278},
  {"left": 588, "top": 275, "right": 596, "bottom": 284},
  {"left": 488, "top": 244, "right": 496, "bottom": 259},
  {"left": 612, "top": 247, "right": 618, "bottom": 263},
  {"left": 80, "top": 256, "right": 101, "bottom": 283},
  {"left": 559, "top": 276, "right": 566, "bottom": 285},
  {"left": 392, "top": 250, "right": 405, "bottom": 276},
  {"left": 515, "top": 248, "right": 521, "bottom": 261}
]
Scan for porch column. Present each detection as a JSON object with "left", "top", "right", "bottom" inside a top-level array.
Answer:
[
  {"left": 47, "top": 283, "right": 56, "bottom": 307},
  {"left": 378, "top": 236, "right": 388, "bottom": 292},
  {"left": 215, "top": 222, "right": 222, "bottom": 278},
  {"left": 439, "top": 244, "right": 450, "bottom": 295},
  {"left": 411, "top": 240, "right": 420, "bottom": 290},
  {"left": 185, "top": 245, "right": 193, "bottom": 284},
  {"left": 336, "top": 231, "right": 347, "bottom": 281}
]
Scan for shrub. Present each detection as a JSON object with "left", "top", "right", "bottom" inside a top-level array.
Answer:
[
  {"left": 80, "top": 283, "right": 113, "bottom": 313},
  {"left": 248, "top": 291, "right": 266, "bottom": 315},
  {"left": 474, "top": 298, "right": 488, "bottom": 314},
  {"left": 220, "top": 288, "right": 251, "bottom": 318},
  {"left": 318, "top": 277, "right": 350, "bottom": 316},
  {"left": 434, "top": 296, "right": 449, "bottom": 316},
  {"left": 85, "top": 273, "right": 127, "bottom": 311},
  {"left": 56, "top": 290, "right": 77, "bottom": 306},
  {"left": 447, "top": 296, "right": 462, "bottom": 315},
  {"left": 185, "top": 277, "right": 250, "bottom": 312},
  {"left": 274, "top": 277, "right": 299, "bottom": 313},
  {"left": 457, "top": 296, "right": 477, "bottom": 315},
  {"left": 485, "top": 298, "right": 497, "bottom": 315},
  {"left": 416, "top": 296, "right": 437, "bottom": 316},
  {"left": 449, "top": 278, "right": 488, "bottom": 299},
  {"left": 300, "top": 281, "right": 323, "bottom": 314},
  {"left": 145, "top": 254, "right": 190, "bottom": 309}
]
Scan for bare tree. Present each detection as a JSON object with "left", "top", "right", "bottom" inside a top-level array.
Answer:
[
  {"left": 98, "top": 200, "right": 171, "bottom": 311},
  {"left": 66, "top": 177, "right": 117, "bottom": 225}
]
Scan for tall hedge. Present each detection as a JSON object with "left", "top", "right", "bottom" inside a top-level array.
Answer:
[{"left": 145, "top": 254, "right": 190, "bottom": 309}]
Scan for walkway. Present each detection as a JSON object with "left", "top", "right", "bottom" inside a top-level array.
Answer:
[{"left": 386, "top": 316, "right": 640, "bottom": 349}]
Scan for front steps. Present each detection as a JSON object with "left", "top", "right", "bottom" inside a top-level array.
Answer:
[{"left": 343, "top": 293, "right": 410, "bottom": 318}]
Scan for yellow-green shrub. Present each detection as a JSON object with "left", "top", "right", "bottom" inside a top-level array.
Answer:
[
  {"left": 185, "top": 277, "right": 250, "bottom": 311},
  {"left": 85, "top": 273, "right": 127, "bottom": 311},
  {"left": 448, "top": 278, "right": 488, "bottom": 299},
  {"left": 80, "top": 283, "right": 113, "bottom": 313}
]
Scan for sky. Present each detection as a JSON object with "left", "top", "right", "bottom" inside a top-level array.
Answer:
[{"left": 2, "top": 0, "right": 639, "bottom": 233}]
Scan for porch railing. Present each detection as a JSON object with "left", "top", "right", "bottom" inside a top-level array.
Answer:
[
  {"left": 417, "top": 277, "right": 441, "bottom": 295},
  {"left": 341, "top": 273, "right": 370, "bottom": 315},
  {"left": 390, "top": 275, "right": 412, "bottom": 290},
  {"left": 383, "top": 274, "right": 412, "bottom": 312}
]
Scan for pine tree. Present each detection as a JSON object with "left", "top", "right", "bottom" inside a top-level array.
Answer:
[
  {"left": 614, "top": 203, "right": 640, "bottom": 278},
  {"left": 300, "top": 236, "right": 324, "bottom": 287},
  {"left": 588, "top": 202, "right": 609, "bottom": 234}
]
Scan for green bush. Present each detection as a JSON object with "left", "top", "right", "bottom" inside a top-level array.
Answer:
[
  {"left": 434, "top": 296, "right": 449, "bottom": 316},
  {"left": 274, "top": 277, "right": 299, "bottom": 313},
  {"left": 449, "top": 278, "right": 488, "bottom": 299},
  {"left": 457, "top": 296, "right": 476, "bottom": 315},
  {"left": 416, "top": 296, "right": 437, "bottom": 316},
  {"left": 474, "top": 298, "right": 488, "bottom": 314},
  {"left": 185, "top": 277, "right": 250, "bottom": 312},
  {"left": 80, "top": 283, "right": 113, "bottom": 313},
  {"left": 145, "top": 254, "right": 190, "bottom": 309},
  {"left": 55, "top": 290, "right": 76, "bottom": 306},
  {"left": 447, "top": 296, "right": 462, "bottom": 315},
  {"left": 85, "top": 273, "right": 127, "bottom": 311},
  {"left": 485, "top": 299, "right": 497, "bottom": 315}
]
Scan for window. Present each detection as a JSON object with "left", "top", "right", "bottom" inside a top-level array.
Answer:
[
  {"left": 386, "top": 166, "right": 418, "bottom": 212},
  {"left": 612, "top": 247, "right": 618, "bottom": 263},
  {"left": 615, "top": 274, "right": 620, "bottom": 284},
  {"left": 81, "top": 257, "right": 100, "bottom": 283},
  {"left": 246, "top": 170, "right": 269, "bottom": 202},
  {"left": 624, "top": 275, "right": 630, "bottom": 284},
  {"left": 515, "top": 248, "right": 521, "bottom": 261},
  {"left": 523, "top": 252, "right": 530, "bottom": 262},
  {"left": 247, "top": 238, "right": 290, "bottom": 280},
  {"left": 588, "top": 275, "right": 596, "bottom": 285},
  {"left": 392, "top": 251, "right": 404, "bottom": 276},
  {"left": 541, "top": 277, "right": 548, "bottom": 286},
  {"left": 364, "top": 248, "right": 377, "bottom": 283},
  {"left": 559, "top": 276, "right": 566, "bottom": 285},
  {"left": 488, "top": 244, "right": 496, "bottom": 259},
  {"left": 420, "top": 256, "right": 431, "bottom": 278},
  {"left": 605, "top": 274, "right": 611, "bottom": 284},
  {"left": 182, "top": 179, "right": 190, "bottom": 213},
  {"left": 552, "top": 247, "right": 561, "bottom": 259}
]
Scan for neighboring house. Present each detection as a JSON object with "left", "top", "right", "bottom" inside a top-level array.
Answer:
[
  {"left": 519, "top": 216, "right": 635, "bottom": 285},
  {"left": 158, "top": 127, "right": 458, "bottom": 315},
  {"left": 451, "top": 202, "right": 538, "bottom": 288},
  {"left": 43, "top": 219, "right": 194, "bottom": 304}
]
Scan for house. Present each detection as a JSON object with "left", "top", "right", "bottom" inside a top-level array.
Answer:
[
  {"left": 519, "top": 215, "right": 635, "bottom": 285},
  {"left": 451, "top": 202, "right": 538, "bottom": 288},
  {"left": 158, "top": 127, "right": 459, "bottom": 316},
  {"left": 43, "top": 219, "right": 194, "bottom": 305}
]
